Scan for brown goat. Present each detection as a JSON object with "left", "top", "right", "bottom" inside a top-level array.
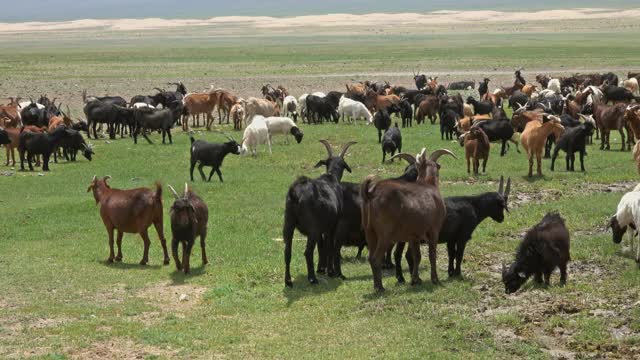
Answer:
[
  {"left": 364, "top": 89, "right": 400, "bottom": 113},
  {"left": 624, "top": 105, "right": 640, "bottom": 141},
  {"left": 168, "top": 184, "right": 208, "bottom": 274},
  {"left": 210, "top": 89, "right": 239, "bottom": 125},
  {"left": 87, "top": 176, "right": 170, "bottom": 265},
  {"left": 521, "top": 84, "right": 537, "bottom": 97},
  {"left": 521, "top": 117, "right": 565, "bottom": 177},
  {"left": 465, "top": 127, "right": 490, "bottom": 175},
  {"left": 415, "top": 95, "right": 440, "bottom": 124},
  {"left": 593, "top": 103, "right": 630, "bottom": 151},
  {"left": 0, "top": 102, "right": 21, "bottom": 128},
  {"left": 483, "top": 89, "right": 507, "bottom": 106},
  {"left": 361, "top": 148, "right": 457, "bottom": 291},
  {"left": 230, "top": 102, "right": 245, "bottom": 131},
  {"left": 183, "top": 91, "right": 218, "bottom": 130},
  {"left": 502, "top": 81, "right": 524, "bottom": 96}
]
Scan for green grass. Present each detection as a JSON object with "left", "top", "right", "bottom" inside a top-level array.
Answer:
[{"left": 2, "top": 32, "right": 640, "bottom": 358}]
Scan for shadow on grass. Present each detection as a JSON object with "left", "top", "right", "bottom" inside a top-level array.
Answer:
[
  {"left": 282, "top": 274, "right": 343, "bottom": 306},
  {"left": 522, "top": 175, "right": 548, "bottom": 183},
  {"left": 99, "top": 259, "right": 162, "bottom": 270},
  {"left": 169, "top": 264, "right": 207, "bottom": 285}
]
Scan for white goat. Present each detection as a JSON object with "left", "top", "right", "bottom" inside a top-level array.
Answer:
[
  {"left": 282, "top": 95, "right": 299, "bottom": 121},
  {"left": 338, "top": 96, "right": 372, "bottom": 123},
  {"left": 265, "top": 116, "right": 303, "bottom": 144},
  {"left": 610, "top": 187, "right": 640, "bottom": 266},
  {"left": 620, "top": 78, "right": 639, "bottom": 95},
  {"left": 241, "top": 115, "right": 271, "bottom": 156},
  {"left": 547, "top": 79, "right": 561, "bottom": 93}
]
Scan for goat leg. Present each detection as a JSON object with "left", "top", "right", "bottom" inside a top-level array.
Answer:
[
  {"left": 447, "top": 241, "right": 456, "bottom": 277},
  {"left": 107, "top": 227, "right": 115, "bottom": 263},
  {"left": 172, "top": 239, "right": 182, "bottom": 271},
  {"left": 410, "top": 242, "right": 422, "bottom": 286},
  {"left": 559, "top": 263, "right": 567, "bottom": 286},
  {"left": 200, "top": 233, "right": 208, "bottom": 266},
  {"left": 115, "top": 231, "right": 123, "bottom": 261},
  {"left": 153, "top": 221, "right": 170, "bottom": 265},
  {"left": 183, "top": 240, "right": 193, "bottom": 274},
  {"left": 394, "top": 243, "right": 406, "bottom": 283},
  {"left": 139, "top": 230, "right": 151, "bottom": 265},
  {"left": 305, "top": 234, "right": 320, "bottom": 284}
]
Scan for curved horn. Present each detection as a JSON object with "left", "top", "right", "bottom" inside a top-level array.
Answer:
[
  {"left": 319, "top": 139, "right": 333, "bottom": 158},
  {"left": 498, "top": 176, "right": 504, "bottom": 194},
  {"left": 167, "top": 185, "right": 180, "bottom": 200},
  {"left": 388, "top": 153, "right": 416, "bottom": 164},
  {"left": 339, "top": 141, "right": 357, "bottom": 158},
  {"left": 429, "top": 149, "right": 458, "bottom": 162},
  {"left": 504, "top": 177, "right": 511, "bottom": 202},
  {"left": 184, "top": 183, "right": 189, "bottom": 197},
  {"left": 92, "top": 175, "right": 97, "bottom": 182},
  {"left": 153, "top": 87, "right": 165, "bottom": 93}
]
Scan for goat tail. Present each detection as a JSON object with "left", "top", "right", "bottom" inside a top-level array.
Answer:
[
  {"left": 154, "top": 181, "right": 163, "bottom": 204},
  {"left": 360, "top": 175, "right": 376, "bottom": 229}
]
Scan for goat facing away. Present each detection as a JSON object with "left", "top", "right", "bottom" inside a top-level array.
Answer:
[
  {"left": 87, "top": 176, "right": 170, "bottom": 265},
  {"left": 168, "top": 183, "right": 209, "bottom": 274},
  {"left": 361, "top": 148, "right": 457, "bottom": 292}
]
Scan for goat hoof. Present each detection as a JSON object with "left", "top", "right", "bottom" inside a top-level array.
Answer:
[
  {"left": 139, "top": 260, "right": 148, "bottom": 266},
  {"left": 316, "top": 268, "right": 326, "bottom": 275},
  {"left": 115, "top": 256, "right": 122, "bottom": 262},
  {"left": 410, "top": 278, "right": 422, "bottom": 286},
  {"left": 396, "top": 277, "right": 405, "bottom": 284},
  {"left": 308, "top": 277, "right": 319, "bottom": 285},
  {"left": 163, "top": 258, "right": 170, "bottom": 265},
  {"left": 107, "top": 257, "right": 114, "bottom": 263},
  {"left": 285, "top": 280, "right": 293, "bottom": 288},
  {"left": 431, "top": 278, "right": 440, "bottom": 285},
  {"left": 374, "top": 286, "right": 386, "bottom": 293}
]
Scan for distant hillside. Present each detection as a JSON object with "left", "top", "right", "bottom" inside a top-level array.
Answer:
[{"left": 3, "top": 0, "right": 639, "bottom": 22}]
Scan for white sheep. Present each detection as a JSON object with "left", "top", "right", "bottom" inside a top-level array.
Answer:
[
  {"left": 241, "top": 115, "right": 271, "bottom": 156},
  {"left": 338, "top": 96, "right": 372, "bottom": 123},
  {"left": 265, "top": 116, "right": 303, "bottom": 144},
  {"left": 547, "top": 79, "right": 561, "bottom": 93},
  {"left": 609, "top": 187, "right": 640, "bottom": 266}
]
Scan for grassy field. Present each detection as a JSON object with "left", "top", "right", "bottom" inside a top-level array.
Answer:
[{"left": 1, "top": 31, "right": 640, "bottom": 359}]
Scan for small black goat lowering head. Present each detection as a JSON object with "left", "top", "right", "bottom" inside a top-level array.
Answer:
[
  {"left": 81, "top": 142, "right": 95, "bottom": 161},
  {"left": 290, "top": 126, "right": 304, "bottom": 144},
  {"left": 314, "top": 139, "right": 356, "bottom": 181},
  {"left": 502, "top": 263, "right": 528, "bottom": 294}
]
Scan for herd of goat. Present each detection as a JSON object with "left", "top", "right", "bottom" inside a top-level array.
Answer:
[{"left": 2, "top": 68, "right": 640, "bottom": 293}]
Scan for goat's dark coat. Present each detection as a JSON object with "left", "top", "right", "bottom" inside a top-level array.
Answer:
[{"left": 189, "top": 136, "right": 241, "bottom": 182}]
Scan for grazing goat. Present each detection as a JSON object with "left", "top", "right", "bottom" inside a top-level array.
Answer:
[
  {"left": 364, "top": 89, "right": 400, "bottom": 113},
  {"left": 466, "top": 96, "right": 493, "bottom": 115},
  {"left": 306, "top": 95, "right": 338, "bottom": 124},
  {"left": 373, "top": 109, "right": 391, "bottom": 143},
  {"left": 133, "top": 103, "right": 182, "bottom": 144},
  {"left": 242, "top": 115, "right": 272, "bottom": 156},
  {"left": 265, "top": 116, "right": 303, "bottom": 144},
  {"left": 88, "top": 176, "right": 170, "bottom": 265},
  {"left": 57, "top": 128, "right": 94, "bottom": 162},
  {"left": 592, "top": 103, "right": 630, "bottom": 151},
  {"left": 168, "top": 184, "right": 209, "bottom": 274},
  {"left": 520, "top": 116, "right": 564, "bottom": 177},
  {"left": 608, "top": 189, "right": 640, "bottom": 267},
  {"left": 551, "top": 118, "right": 595, "bottom": 172},
  {"left": 244, "top": 97, "right": 280, "bottom": 124},
  {"left": 19, "top": 126, "right": 70, "bottom": 171},
  {"left": 283, "top": 140, "right": 356, "bottom": 286},
  {"left": 381, "top": 123, "right": 401, "bottom": 163},
  {"left": 282, "top": 95, "right": 299, "bottom": 122},
  {"left": 464, "top": 127, "right": 490, "bottom": 175},
  {"left": 190, "top": 134, "right": 241, "bottom": 182},
  {"left": 338, "top": 96, "right": 372, "bottom": 123},
  {"left": 502, "top": 213, "right": 570, "bottom": 293},
  {"left": 448, "top": 81, "right": 474, "bottom": 90},
  {"left": 361, "top": 148, "right": 457, "bottom": 291}
]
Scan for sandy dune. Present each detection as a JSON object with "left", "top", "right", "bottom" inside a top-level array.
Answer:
[{"left": 1, "top": 8, "right": 638, "bottom": 33}]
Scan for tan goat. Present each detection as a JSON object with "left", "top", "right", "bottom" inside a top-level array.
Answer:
[{"left": 521, "top": 117, "right": 565, "bottom": 177}]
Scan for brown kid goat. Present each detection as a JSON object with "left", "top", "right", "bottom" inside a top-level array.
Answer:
[
  {"left": 88, "top": 176, "right": 170, "bottom": 265},
  {"left": 168, "top": 184, "right": 209, "bottom": 274},
  {"left": 361, "top": 148, "right": 457, "bottom": 291},
  {"left": 465, "top": 127, "right": 490, "bottom": 175},
  {"left": 521, "top": 117, "right": 565, "bottom": 177}
]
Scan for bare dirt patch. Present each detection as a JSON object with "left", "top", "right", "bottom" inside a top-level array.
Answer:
[
  {"left": 66, "top": 338, "right": 177, "bottom": 360},
  {"left": 137, "top": 280, "right": 207, "bottom": 312}
]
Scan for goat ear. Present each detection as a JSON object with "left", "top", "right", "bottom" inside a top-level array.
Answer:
[{"left": 314, "top": 160, "right": 326, "bottom": 169}]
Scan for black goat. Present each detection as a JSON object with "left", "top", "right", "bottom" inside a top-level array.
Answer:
[
  {"left": 551, "top": 119, "right": 595, "bottom": 172},
  {"left": 467, "top": 96, "right": 494, "bottom": 115},
  {"left": 502, "top": 213, "right": 570, "bottom": 294},
  {"left": 168, "top": 183, "right": 209, "bottom": 274},
  {"left": 189, "top": 135, "right": 241, "bottom": 182},
  {"left": 283, "top": 140, "right": 356, "bottom": 287},
  {"left": 478, "top": 78, "right": 490, "bottom": 99},
  {"left": 398, "top": 98, "right": 413, "bottom": 128},
  {"left": 474, "top": 118, "right": 517, "bottom": 156},
  {"left": 381, "top": 123, "right": 402, "bottom": 163},
  {"left": 394, "top": 177, "right": 511, "bottom": 281},
  {"left": 448, "top": 81, "right": 475, "bottom": 90},
  {"left": 55, "top": 128, "right": 94, "bottom": 162},
  {"left": 133, "top": 102, "right": 182, "bottom": 144},
  {"left": 373, "top": 109, "right": 391, "bottom": 143},
  {"left": 19, "top": 126, "right": 70, "bottom": 171},
  {"left": 440, "top": 109, "right": 457, "bottom": 140},
  {"left": 602, "top": 83, "right": 638, "bottom": 104},
  {"left": 508, "top": 90, "right": 529, "bottom": 110},
  {"left": 83, "top": 100, "right": 133, "bottom": 139},
  {"left": 306, "top": 95, "right": 338, "bottom": 124}
]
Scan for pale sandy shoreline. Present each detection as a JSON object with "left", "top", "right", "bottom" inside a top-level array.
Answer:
[{"left": 1, "top": 8, "right": 639, "bottom": 34}]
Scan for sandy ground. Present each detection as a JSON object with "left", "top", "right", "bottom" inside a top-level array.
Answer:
[{"left": 1, "top": 8, "right": 638, "bottom": 34}]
